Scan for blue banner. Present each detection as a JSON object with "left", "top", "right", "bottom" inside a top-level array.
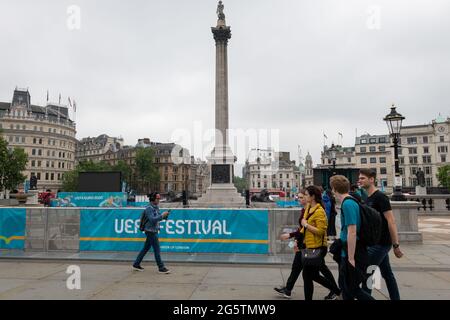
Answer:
[
  {"left": 0, "top": 208, "right": 26, "bottom": 249},
  {"left": 80, "top": 209, "right": 269, "bottom": 254},
  {"left": 276, "top": 200, "right": 301, "bottom": 208},
  {"left": 51, "top": 192, "right": 128, "bottom": 207}
]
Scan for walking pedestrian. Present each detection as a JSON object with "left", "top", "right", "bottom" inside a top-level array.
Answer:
[{"left": 132, "top": 192, "right": 171, "bottom": 274}]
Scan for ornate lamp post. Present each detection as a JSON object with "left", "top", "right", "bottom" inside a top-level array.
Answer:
[{"left": 384, "top": 104, "right": 406, "bottom": 201}]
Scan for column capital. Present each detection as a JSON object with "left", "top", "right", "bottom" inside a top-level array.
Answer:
[{"left": 212, "top": 26, "right": 231, "bottom": 43}]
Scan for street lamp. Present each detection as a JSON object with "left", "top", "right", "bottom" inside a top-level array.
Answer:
[
  {"left": 329, "top": 143, "right": 338, "bottom": 176},
  {"left": 384, "top": 104, "right": 406, "bottom": 201}
]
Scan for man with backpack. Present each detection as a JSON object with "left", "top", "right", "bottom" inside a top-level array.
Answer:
[
  {"left": 132, "top": 192, "right": 171, "bottom": 274},
  {"left": 330, "top": 175, "right": 374, "bottom": 300},
  {"left": 358, "top": 169, "right": 403, "bottom": 300}
]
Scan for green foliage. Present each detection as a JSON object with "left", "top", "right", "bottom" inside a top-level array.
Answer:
[
  {"left": 437, "top": 165, "right": 450, "bottom": 190},
  {"left": 233, "top": 176, "right": 247, "bottom": 194},
  {"left": 135, "top": 147, "right": 160, "bottom": 194},
  {"left": 0, "top": 134, "right": 28, "bottom": 191}
]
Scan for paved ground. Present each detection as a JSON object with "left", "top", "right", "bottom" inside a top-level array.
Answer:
[{"left": 0, "top": 215, "right": 449, "bottom": 300}]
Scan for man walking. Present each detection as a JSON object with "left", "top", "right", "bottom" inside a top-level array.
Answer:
[
  {"left": 330, "top": 175, "right": 374, "bottom": 300},
  {"left": 133, "top": 192, "right": 171, "bottom": 274},
  {"left": 358, "top": 169, "right": 403, "bottom": 300}
]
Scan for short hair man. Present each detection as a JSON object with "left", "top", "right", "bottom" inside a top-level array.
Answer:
[
  {"left": 358, "top": 169, "right": 403, "bottom": 300},
  {"left": 133, "top": 192, "right": 171, "bottom": 274},
  {"left": 330, "top": 175, "right": 374, "bottom": 300}
]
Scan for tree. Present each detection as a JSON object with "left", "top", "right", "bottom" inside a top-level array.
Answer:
[
  {"left": 233, "top": 176, "right": 247, "bottom": 194},
  {"left": 437, "top": 165, "right": 450, "bottom": 191},
  {"left": 135, "top": 147, "right": 160, "bottom": 194},
  {"left": 0, "top": 134, "right": 28, "bottom": 192},
  {"left": 112, "top": 160, "right": 132, "bottom": 185}
]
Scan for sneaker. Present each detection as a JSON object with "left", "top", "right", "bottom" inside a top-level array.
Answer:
[
  {"left": 158, "top": 267, "right": 171, "bottom": 274},
  {"left": 274, "top": 287, "right": 291, "bottom": 299},
  {"left": 132, "top": 265, "right": 144, "bottom": 272},
  {"left": 324, "top": 292, "right": 338, "bottom": 300}
]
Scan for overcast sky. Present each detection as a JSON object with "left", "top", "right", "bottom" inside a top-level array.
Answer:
[{"left": 1, "top": 0, "right": 449, "bottom": 175}]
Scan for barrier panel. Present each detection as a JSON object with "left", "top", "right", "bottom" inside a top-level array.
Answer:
[
  {"left": 80, "top": 209, "right": 269, "bottom": 254},
  {"left": 0, "top": 208, "right": 26, "bottom": 249},
  {"left": 51, "top": 192, "right": 127, "bottom": 207}
]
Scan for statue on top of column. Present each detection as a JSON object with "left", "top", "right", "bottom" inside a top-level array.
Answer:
[{"left": 217, "top": 1, "right": 225, "bottom": 21}]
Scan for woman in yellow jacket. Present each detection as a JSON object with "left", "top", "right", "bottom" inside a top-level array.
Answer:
[{"left": 300, "top": 185, "right": 341, "bottom": 300}]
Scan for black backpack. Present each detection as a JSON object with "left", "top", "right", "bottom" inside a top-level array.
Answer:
[
  {"left": 139, "top": 210, "right": 148, "bottom": 232},
  {"left": 342, "top": 196, "right": 382, "bottom": 246}
]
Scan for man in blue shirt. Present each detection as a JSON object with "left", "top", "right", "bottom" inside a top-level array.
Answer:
[
  {"left": 330, "top": 175, "right": 374, "bottom": 300},
  {"left": 133, "top": 192, "right": 171, "bottom": 274}
]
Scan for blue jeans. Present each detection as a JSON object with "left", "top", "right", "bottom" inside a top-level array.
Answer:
[
  {"left": 364, "top": 245, "right": 400, "bottom": 300},
  {"left": 134, "top": 232, "right": 164, "bottom": 269}
]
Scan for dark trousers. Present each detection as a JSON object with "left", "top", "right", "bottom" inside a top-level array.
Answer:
[
  {"left": 286, "top": 251, "right": 303, "bottom": 291},
  {"left": 338, "top": 256, "right": 374, "bottom": 300},
  {"left": 363, "top": 245, "right": 400, "bottom": 300},
  {"left": 302, "top": 247, "right": 341, "bottom": 300},
  {"left": 133, "top": 231, "right": 164, "bottom": 269}
]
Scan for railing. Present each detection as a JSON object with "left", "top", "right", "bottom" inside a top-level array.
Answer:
[{"left": 405, "top": 194, "right": 450, "bottom": 214}]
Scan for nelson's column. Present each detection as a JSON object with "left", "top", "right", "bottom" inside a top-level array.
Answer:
[{"left": 195, "top": 1, "right": 245, "bottom": 206}]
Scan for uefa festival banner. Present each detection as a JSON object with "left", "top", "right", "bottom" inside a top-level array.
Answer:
[
  {"left": 51, "top": 192, "right": 127, "bottom": 207},
  {"left": 0, "top": 208, "right": 26, "bottom": 249},
  {"left": 80, "top": 209, "right": 269, "bottom": 254}
]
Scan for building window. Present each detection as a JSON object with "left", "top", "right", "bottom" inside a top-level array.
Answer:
[
  {"left": 286, "top": 174, "right": 289, "bottom": 179},
  {"left": 440, "top": 136, "right": 445, "bottom": 142},
  {"left": 347, "top": 157, "right": 351, "bottom": 163},
  {"left": 423, "top": 155, "right": 431, "bottom": 164},
  {"left": 361, "top": 158, "right": 367, "bottom": 164},
  {"left": 399, "top": 157, "right": 405, "bottom": 165},
  {"left": 38, "top": 149, "right": 42, "bottom": 156},
  {"left": 31, "top": 160, "right": 35, "bottom": 167},
  {"left": 380, "top": 157, "right": 386, "bottom": 163},
  {"left": 407, "top": 137, "right": 417, "bottom": 144},
  {"left": 379, "top": 137, "right": 387, "bottom": 143},
  {"left": 37, "top": 161, "right": 41, "bottom": 167},
  {"left": 37, "top": 173, "right": 41, "bottom": 180},
  {"left": 408, "top": 148, "right": 417, "bottom": 154},
  {"left": 423, "top": 136, "right": 428, "bottom": 143},
  {"left": 379, "top": 146, "right": 386, "bottom": 152},
  {"left": 32, "top": 149, "right": 36, "bottom": 156},
  {"left": 45, "top": 173, "right": 49, "bottom": 180},
  {"left": 423, "top": 146, "right": 429, "bottom": 154},
  {"left": 399, "top": 167, "right": 404, "bottom": 175},
  {"left": 360, "top": 147, "right": 366, "bottom": 153},
  {"left": 370, "top": 157, "right": 376, "bottom": 164},
  {"left": 426, "top": 177, "right": 433, "bottom": 187},
  {"left": 411, "top": 167, "right": 418, "bottom": 175},
  {"left": 21, "top": 137, "right": 25, "bottom": 143},
  {"left": 409, "top": 156, "right": 418, "bottom": 164},
  {"left": 279, "top": 174, "right": 283, "bottom": 179},
  {"left": 33, "top": 138, "right": 37, "bottom": 144},
  {"left": 442, "top": 155, "right": 447, "bottom": 163},
  {"left": 438, "top": 146, "right": 448, "bottom": 153},
  {"left": 15, "top": 136, "right": 19, "bottom": 143},
  {"left": 369, "top": 146, "right": 376, "bottom": 152},
  {"left": 257, "top": 182, "right": 261, "bottom": 188},
  {"left": 369, "top": 138, "right": 377, "bottom": 143},
  {"left": 425, "top": 166, "right": 431, "bottom": 175}
]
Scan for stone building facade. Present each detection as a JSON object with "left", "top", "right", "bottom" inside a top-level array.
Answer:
[{"left": 0, "top": 88, "right": 76, "bottom": 191}]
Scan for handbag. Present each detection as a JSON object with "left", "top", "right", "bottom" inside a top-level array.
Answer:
[
  {"left": 300, "top": 207, "right": 326, "bottom": 267},
  {"left": 300, "top": 247, "right": 324, "bottom": 266}
]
